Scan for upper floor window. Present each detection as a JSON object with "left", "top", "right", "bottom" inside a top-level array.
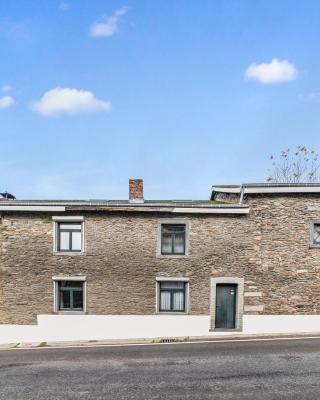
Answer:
[
  {"left": 161, "top": 224, "right": 186, "bottom": 255},
  {"left": 58, "top": 222, "right": 82, "bottom": 252},
  {"left": 312, "top": 223, "right": 320, "bottom": 247},
  {"left": 53, "top": 216, "right": 84, "bottom": 254}
]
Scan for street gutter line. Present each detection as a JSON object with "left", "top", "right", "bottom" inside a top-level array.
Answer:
[{"left": 1, "top": 335, "right": 320, "bottom": 351}]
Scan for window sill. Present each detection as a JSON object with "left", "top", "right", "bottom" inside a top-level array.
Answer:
[
  {"left": 209, "top": 328, "right": 242, "bottom": 332},
  {"left": 55, "top": 311, "right": 86, "bottom": 315},
  {"left": 309, "top": 244, "right": 320, "bottom": 249},
  {"left": 156, "top": 312, "right": 188, "bottom": 315},
  {"left": 156, "top": 254, "right": 189, "bottom": 259},
  {"left": 53, "top": 251, "right": 85, "bottom": 256}
]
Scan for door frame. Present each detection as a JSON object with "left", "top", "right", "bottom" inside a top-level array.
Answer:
[{"left": 210, "top": 277, "right": 244, "bottom": 331}]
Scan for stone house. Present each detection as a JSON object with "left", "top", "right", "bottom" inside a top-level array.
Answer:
[{"left": 0, "top": 180, "right": 319, "bottom": 343}]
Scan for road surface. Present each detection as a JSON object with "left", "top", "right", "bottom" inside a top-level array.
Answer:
[{"left": 0, "top": 338, "right": 319, "bottom": 399}]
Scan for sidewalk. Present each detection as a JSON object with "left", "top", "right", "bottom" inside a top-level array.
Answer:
[{"left": 1, "top": 332, "right": 320, "bottom": 351}]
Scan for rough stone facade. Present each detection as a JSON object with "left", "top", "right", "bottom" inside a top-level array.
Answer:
[{"left": 0, "top": 193, "right": 320, "bottom": 324}]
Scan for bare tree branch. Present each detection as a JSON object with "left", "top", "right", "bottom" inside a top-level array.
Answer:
[{"left": 267, "top": 146, "right": 320, "bottom": 183}]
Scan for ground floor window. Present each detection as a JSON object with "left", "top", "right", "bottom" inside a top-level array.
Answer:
[
  {"left": 54, "top": 280, "right": 85, "bottom": 312},
  {"left": 158, "top": 281, "right": 187, "bottom": 312}
]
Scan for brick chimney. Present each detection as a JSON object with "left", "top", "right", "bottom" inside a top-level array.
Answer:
[{"left": 129, "top": 179, "right": 144, "bottom": 203}]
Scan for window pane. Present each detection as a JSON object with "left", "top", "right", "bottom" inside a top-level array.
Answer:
[
  {"left": 162, "top": 225, "right": 174, "bottom": 234},
  {"left": 161, "top": 225, "right": 185, "bottom": 254},
  {"left": 173, "top": 291, "right": 185, "bottom": 311},
  {"left": 173, "top": 233, "right": 185, "bottom": 254},
  {"left": 59, "top": 231, "right": 70, "bottom": 251},
  {"left": 72, "top": 290, "right": 83, "bottom": 309},
  {"left": 162, "top": 225, "right": 185, "bottom": 233},
  {"left": 160, "top": 281, "right": 185, "bottom": 290},
  {"left": 59, "top": 223, "right": 82, "bottom": 230},
  {"left": 160, "top": 291, "right": 171, "bottom": 311},
  {"left": 59, "top": 281, "right": 83, "bottom": 288},
  {"left": 71, "top": 231, "right": 82, "bottom": 251},
  {"left": 58, "top": 282, "right": 84, "bottom": 311},
  {"left": 59, "top": 290, "right": 70, "bottom": 310},
  {"left": 314, "top": 224, "right": 320, "bottom": 245},
  {"left": 161, "top": 233, "right": 172, "bottom": 253}
]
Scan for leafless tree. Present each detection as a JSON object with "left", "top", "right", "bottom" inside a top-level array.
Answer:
[{"left": 267, "top": 146, "right": 320, "bottom": 183}]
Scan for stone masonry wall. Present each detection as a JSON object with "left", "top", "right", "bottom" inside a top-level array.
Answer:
[
  {"left": 244, "top": 194, "right": 320, "bottom": 314},
  {"left": 0, "top": 194, "right": 319, "bottom": 324}
]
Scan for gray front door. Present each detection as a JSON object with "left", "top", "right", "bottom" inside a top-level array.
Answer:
[{"left": 215, "top": 284, "right": 237, "bottom": 329}]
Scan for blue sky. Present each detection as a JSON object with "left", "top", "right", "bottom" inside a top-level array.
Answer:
[{"left": 1, "top": 0, "right": 320, "bottom": 199}]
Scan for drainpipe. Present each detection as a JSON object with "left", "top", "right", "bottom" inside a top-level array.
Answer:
[{"left": 239, "top": 185, "right": 245, "bottom": 204}]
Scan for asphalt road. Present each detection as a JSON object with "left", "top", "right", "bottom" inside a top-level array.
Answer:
[{"left": 0, "top": 338, "right": 319, "bottom": 400}]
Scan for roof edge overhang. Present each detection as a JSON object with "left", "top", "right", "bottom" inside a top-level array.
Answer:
[
  {"left": 0, "top": 204, "right": 249, "bottom": 215},
  {"left": 211, "top": 183, "right": 320, "bottom": 198},
  {"left": 65, "top": 206, "right": 249, "bottom": 214},
  {"left": 0, "top": 205, "right": 66, "bottom": 212}
]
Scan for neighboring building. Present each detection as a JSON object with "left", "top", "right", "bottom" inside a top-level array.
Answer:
[{"left": 0, "top": 180, "right": 319, "bottom": 343}]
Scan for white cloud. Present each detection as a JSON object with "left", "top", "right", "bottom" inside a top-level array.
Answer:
[
  {"left": 0, "top": 96, "right": 15, "bottom": 109},
  {"left": 31, "top": 87, "right": 112, "bottom": 116},
  {"left": 2, "top": 84, "right": 12, "bottom": 92},
  {"left": 59, "top": 2, "right": 70, "bottom": 11},
  {"left": 305, "top": 92, "right": 320, "bottom": 101},
  {"left": 0, "top": 19, "right": 29, "bottom": 40},
  {"left": 245, "top": 58, "right": 298, "bottom": 84},
  {"left": 90, "top": 7, "right": 128, "bottom": 37}
]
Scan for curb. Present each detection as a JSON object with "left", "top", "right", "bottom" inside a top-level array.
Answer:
[{"left": 1, "top": 332, "right": 320, "bottom": 351}]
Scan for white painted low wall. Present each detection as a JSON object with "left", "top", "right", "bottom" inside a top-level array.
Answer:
[{"left": 0, "top": 315, "right": 319, "bottom": 345}]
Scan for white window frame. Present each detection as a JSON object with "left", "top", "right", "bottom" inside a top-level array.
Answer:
[
  {"left": 52, "top": 276, "right": 87, "bottom": 314},
  {"left": 156, "top": 277, "right": 189, "bottom": 314},
  {"left": 310, "top": 220, "right": 320, "bottom": 248},
  {"left": 156, "top": 218, "right": 190, "bottom": 258},
  {"left": 52, "top": 216, "right": 85, "bottom": 255}
]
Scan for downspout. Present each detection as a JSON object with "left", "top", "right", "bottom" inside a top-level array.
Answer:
[{"left": 239, "top": 185, "right": 245, "bottom": 204}]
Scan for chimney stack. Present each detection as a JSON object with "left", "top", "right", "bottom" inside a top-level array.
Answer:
[{"left": 129, "top": 179, "right": 144, "bottom": 203}]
